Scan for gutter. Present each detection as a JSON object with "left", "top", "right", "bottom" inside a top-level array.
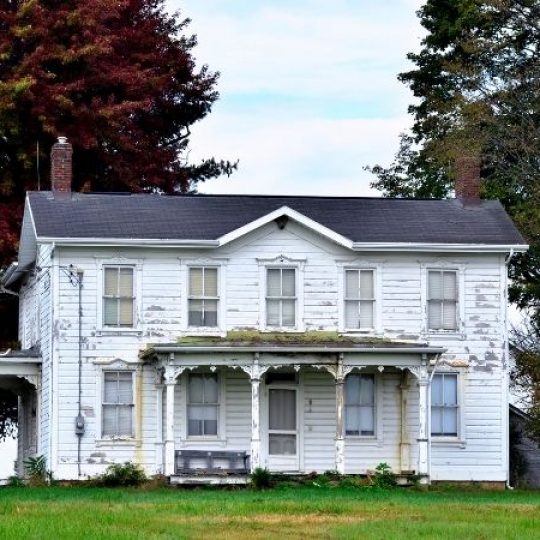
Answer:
[
  {"left": 35, "top": 237, "right": 528, "bottom": 254},
  {"left": 143, "top": 345, "right": 447, "bottom": 357}
]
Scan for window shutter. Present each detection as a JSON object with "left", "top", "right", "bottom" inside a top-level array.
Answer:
[
  {"left": 118, "top": 298, "right": 134, "bottom": 326},
  {"left": 104, "top": 268, "right": 117, "bottom": 296},
  {"left": 359, "top": 301, "right": 373, "bottom": 329},
  {"left": 189, "top": 268, "right": 203, "bottom": 297},
  {"left": 102, "top": 406, "right": 116, "bottom": 437},
  {"left": 345, "top": 301, "right": 360, "bottom": 329},
  {"left": 281, "top": 269, "right": 296, "bottom": 296},
  {"left": 443, "top": 271, "right": 457, "bottom": 300},
  {"left": 117, "top": 406, "right": 133, "bottom": 437},
  {"left": 103, "top": 298, "right": 118, "bottom": 326},
  {"left": 359, "top": 271, "right": 374, "bottom": 299},
  {"left": 118, "top": 268, "right": 133, "bottom": 297},
  {"left": 204, "top": 268, "right": 218, "bottom": 297},
  {"left": 442, "top": 301, "right": 457, "bottom": 330},
  {"left": 266, "top": 299, "right": 280, "bottom": 326},
  {"left": 428, "top": 271, "right": 443, "bottom": 300},
  {"left": 117, "top": 372, "right": 133, "bottom": 403},
  {"left": 266, "top": 269, "right": 281, "bottom": 296},
  {"left": 345, "top": 270, "right": 359, "bottom": 299},
  {"left": 281, "top": 299, "right": 296, "bottom": 326}
]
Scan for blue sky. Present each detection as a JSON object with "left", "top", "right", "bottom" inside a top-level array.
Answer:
[{"left": 170, "top": 0, "right": 425, "bottom": 195}]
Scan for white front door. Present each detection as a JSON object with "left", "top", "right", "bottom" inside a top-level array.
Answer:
[{"left": 266, "top": 386, "right": 299, "bottom": 472}]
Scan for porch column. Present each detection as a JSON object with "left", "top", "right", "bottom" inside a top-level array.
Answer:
[
  {"left": 399, "top": 372, "right": 411, "bottom": 472},
  {"left": 164, "top": 367, "right": 177, "bottom": 476},
  {"left": 417, "top": 364, "right": 430, "bottom": 480},
  {"left": 335, "top": 353, "right": 345, "bottom": 474},
  {"left": 155, "top": 383, "right": 164, "bottom": 474},
  {"left": 249, "top": 354, "right": 262, "bottom": 472}
]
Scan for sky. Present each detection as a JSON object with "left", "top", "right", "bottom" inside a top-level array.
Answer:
[
  {"left": 170, "top": 0, "right": 425, "bottom": 196},
  {"left": 0, "top": 1, "right": 425, "bottom": 480}
]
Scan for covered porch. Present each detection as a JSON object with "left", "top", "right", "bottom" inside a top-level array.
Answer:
[
  {"left": 142, "top": 341, "right": 444, "bottom": 483},
  {"left": 0, "top": 348, "right": 42, "bottom": 476}
]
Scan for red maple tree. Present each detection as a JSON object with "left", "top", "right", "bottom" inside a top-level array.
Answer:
[{"left": 0, "top": 0, "right": 234, "bottom": 265}]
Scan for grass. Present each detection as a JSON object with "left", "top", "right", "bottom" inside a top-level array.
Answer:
[{"left": 0, "top": 485, "right": 539, "bottom": 539}]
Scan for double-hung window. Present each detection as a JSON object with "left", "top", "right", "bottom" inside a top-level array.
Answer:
[
  {"left": 345, "top": 374, "right": 375, "bottom": 436},
  {"left": 431, "top": 373, "right": 458, "bottom": 437},
  {"left": 103, "top": 266, "right": 135, "bottom": 327},
  {"left": 344, "top": 270, "right": 375, "bottom": 330},
  {"left": 188, "top": 267, "right": 219, "bottom": 327},
  {"left": 427, "top": 270, "right": 458, "bottom": 331},
  {"left": 266, "top": 268, "right": 296, "bottom": 327},
  {"left": 187, "top": 373, "right": 219, "bottom": 437},
  {"left": 102, "top": 371, "right": 134, "bottom": 438}
]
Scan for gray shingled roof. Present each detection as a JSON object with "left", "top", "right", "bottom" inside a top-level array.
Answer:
[{"left": 27, "top": 191, "right": 525, "bottom": 245}]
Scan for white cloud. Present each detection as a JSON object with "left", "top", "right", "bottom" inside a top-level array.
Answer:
[
  {"left": 189, "top": 111, "right": 408, "bottom": 196},
  {"left": 166, "top": 0, "right": 424, "bottom": 195}
]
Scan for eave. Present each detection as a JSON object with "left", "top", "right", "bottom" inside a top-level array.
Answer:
[{"left": 36, "top": 235, "right": 528, "bottom": 254}]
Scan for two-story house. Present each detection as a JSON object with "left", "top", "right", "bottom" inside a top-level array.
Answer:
[{"left": 1, "top": 138, "right": 527, "bottom": 485}]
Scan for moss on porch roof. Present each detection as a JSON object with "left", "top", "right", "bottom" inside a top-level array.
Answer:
[{"left": 170, "top": 330, "right": 416, "bottom": 348}]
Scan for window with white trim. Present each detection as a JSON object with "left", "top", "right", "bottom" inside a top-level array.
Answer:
[
  {"left": 102, "top": 371, "right": 134, "bottom": 437},
  {"left": 266, "top": 268, "right": 296, "bottom": 327},
  {"left": 431, "top": 373, "right": 458, "bottom": 437},
  {"left": 345, "top": 374, "right": 375, "bottom": 436},
  {"left": 427, "top": 270, "right": 458, "bottom": 331},
  {"left": 344, "top": 269, "right": 375, "bottom": 330},
  {"left": 187, "top": 373, "right": 219, "bottom": 436},
  {"left": 103, "top": 266, "right": 135, "bottom": 327},
  {"left": 188, "top": 267, "right": 219, "bottom": 327}
]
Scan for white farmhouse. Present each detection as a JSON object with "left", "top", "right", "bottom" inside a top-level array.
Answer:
[{"left": 1, "top": 138, "right": 527, "bottom": 486}]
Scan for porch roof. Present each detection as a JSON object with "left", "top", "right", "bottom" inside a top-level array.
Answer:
[
  {"left": 141, "top": 340, "right": 445, "bottom": 358},
  {"left": 0, "top": 348, "right": 41, "bottom": 387}
]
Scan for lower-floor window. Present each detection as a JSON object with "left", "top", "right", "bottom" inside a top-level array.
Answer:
[
  {"left": 102, "top": 371, "right": 134, "bottom": 437},
  {"left": 187, "top": 373, "right": 219, "bottom": 436},
  {"left": 345, "top": 374, "right": 375, "bottom": 436},
  {"left": 431, "top": 373, "right": 458, "bottom": 437}
]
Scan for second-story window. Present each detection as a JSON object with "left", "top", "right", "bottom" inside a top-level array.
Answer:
[
  {"left": 188, "top": 267, "right": 219, "bottom": 327},
  {"left": 427, "top": 270, "right": 458, "bottom": 331},
  {"left": 344, "top": 270, "right": 375, "bottom": 330},
  {"left": 103, "top": 266, "right": 134, "bottom": 327},
  {"left": 266, "top": 268, "right": 296, "bottom": 327}
]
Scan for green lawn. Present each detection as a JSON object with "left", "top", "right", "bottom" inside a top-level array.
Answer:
[{"left": 0, "top": 485, "right": 539, "bottom": 539}]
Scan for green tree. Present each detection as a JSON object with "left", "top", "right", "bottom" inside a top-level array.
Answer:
[{"left": 368, "top": 0, "right": 540, "bottom": 435}]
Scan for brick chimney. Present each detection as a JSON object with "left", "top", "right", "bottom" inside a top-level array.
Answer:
[
  {"left": 50, "top": 136, "right": 72, "bottom": 193},
  {"left": 454, "top": 154, "right": 481, "bottom": 199}
]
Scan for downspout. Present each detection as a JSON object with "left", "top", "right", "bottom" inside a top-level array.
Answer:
[
  {"left": 74, "top": 269, "right": 84, "bottom": 478},
  {"left": 504, "top": 249, "right": 515, "bottom": 489}
]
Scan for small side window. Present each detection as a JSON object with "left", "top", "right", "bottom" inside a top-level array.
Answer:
[{"left": 431, "top": 373, "right": 458, "bottom": 437}]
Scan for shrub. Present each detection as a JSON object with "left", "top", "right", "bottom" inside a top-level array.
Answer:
[
  {"left": 23, "top": 455, "right": 52, "bottom": 486},
  {"left": 250, "top": 467, "right": 272, "bottom": 490},
  {"left": 370, "top": 462, "right": 397, "bottom": 489},
  {"left": 7, "top": 475, "right": 24, "bottom": 487},
  {"left": 98, "top": 462, "right": 147, "bottom": 487}
]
